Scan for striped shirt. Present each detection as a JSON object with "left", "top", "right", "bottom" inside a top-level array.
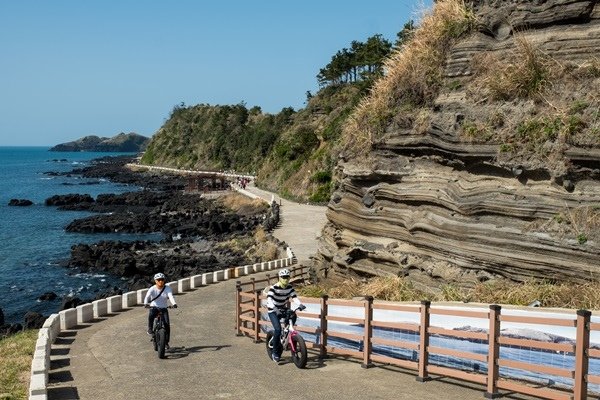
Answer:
[{"left": 266, "top": 283, "right": 300, "bottom": 313}]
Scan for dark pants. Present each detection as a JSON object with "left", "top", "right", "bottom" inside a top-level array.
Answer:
[
  {"left": 268, "top": 310, "right": 297, "bottom": 357},
  {"left": 148, "top": 307, "right": 171, "bottom": 343}
]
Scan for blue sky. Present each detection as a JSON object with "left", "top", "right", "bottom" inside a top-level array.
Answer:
[{"left": 0, "top": 1, "right": 432, "bottom": 146}]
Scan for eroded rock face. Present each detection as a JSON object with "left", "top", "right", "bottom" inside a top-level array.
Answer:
[
  {"left": 315, "top": 0, "right": 600, "bottom": 290},
  {"left": 470, "top": 0, "right": 598, "bottom": 40}
]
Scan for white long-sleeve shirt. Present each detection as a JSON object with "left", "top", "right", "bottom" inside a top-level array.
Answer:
[{"left": 144, "top": 285, "right": 176, "bottom": 308}]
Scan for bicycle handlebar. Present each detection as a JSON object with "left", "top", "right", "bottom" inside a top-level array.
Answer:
[{"left": 145, "top": 305, "right": 177, "bottom": 309}]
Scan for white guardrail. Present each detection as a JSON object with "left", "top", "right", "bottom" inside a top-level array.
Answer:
[
  {"left": 28, "top": 180, "right": 282, "bottom": 399},
  {"left": 28, "top": 247, "right": 296, "bottom": 399},
  {"left": 125, "top": 164, "right": 256, "bottom": 180}
]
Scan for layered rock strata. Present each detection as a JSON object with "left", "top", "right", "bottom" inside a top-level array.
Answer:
[{"left": 315, "top": 0, "right": 600, "bottom": 290}]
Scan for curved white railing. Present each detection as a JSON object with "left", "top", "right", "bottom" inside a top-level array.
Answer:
[
  {"left": 28, "top": 247, "right": 296, "bottom": 399},
  {"left": 125, "top": 163, "right": 255, "bottom": 180}
]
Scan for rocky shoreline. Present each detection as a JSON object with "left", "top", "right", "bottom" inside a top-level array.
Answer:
[{"left": 1, "top": 156, "right": 278, "bottom": 336}]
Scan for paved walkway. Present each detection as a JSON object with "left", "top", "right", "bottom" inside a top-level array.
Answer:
[
  {"left": 46, "top": 185, "right": 531, "bottom": 400},
  {"left": 243, "top": 183, "right": 328, "bottom": 263}
]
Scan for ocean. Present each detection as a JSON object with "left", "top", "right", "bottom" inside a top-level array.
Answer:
[{"left": 0, "top": 147, "right": 159, "bottom": 324}]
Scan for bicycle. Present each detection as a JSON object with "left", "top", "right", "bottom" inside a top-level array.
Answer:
[
  {"left": 266, "top": 305, "right": 307, "bottom": 368},
  {"left": 147, "top": 305, "right": 175, "bottom": 359}
]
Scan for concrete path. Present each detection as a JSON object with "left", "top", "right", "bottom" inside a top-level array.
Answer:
[
  {"left": 46, "top": 185, "right": 532, "bottom": 400},
  {"left": 243, "top": 182, "right": 328, "bottom": 264}
]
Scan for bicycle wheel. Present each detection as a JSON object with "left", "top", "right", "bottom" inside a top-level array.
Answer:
[
  {"left": 157, "top": 328, "right": 167, "bottom": 359},
  {"left": 291, "top": 334, "right": 307, "bottom": 368},
  {"left": 265, "top": 332, "right": 274, "bottom": 360}
]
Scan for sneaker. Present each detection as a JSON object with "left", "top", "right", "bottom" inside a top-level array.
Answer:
[
  {"left": 165, "top": 343, "right": 170, "bottom": 349},
  {"left": 147, "top": 329, "right": 153, "bottom": 335},
  {"left": 272, "top": 353, "right": 280, "bottom": 362}
]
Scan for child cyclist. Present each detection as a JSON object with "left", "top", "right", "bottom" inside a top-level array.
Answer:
[
  {"left": 144, "top": 273, "right": 178, "bottom": 348},
  {"left": 266, "top": 268, "right": 305, "bottom": 362}
]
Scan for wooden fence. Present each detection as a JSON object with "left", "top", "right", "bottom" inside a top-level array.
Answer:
[{"left": 235, "top": 278, "right": 600, "bottom": 400}]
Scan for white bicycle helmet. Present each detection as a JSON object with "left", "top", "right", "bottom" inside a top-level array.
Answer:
[
  {"left": 278, "top": 269, "right": 290, "bottom": 278},
  {"left": 153, "top": 272, "right": 166, "bottom": 280}
]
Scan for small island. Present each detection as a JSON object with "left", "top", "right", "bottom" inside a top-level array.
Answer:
[{"left": 50, "top": 132, "right": 149, "bottom": 152}]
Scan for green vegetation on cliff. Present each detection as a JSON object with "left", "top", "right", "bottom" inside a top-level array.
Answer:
[
  {"left": 142, "top": 102, "right": 294, "bottom": 174},
  {"left": 141, "top": 32, "right": 404, "bottom": 202}
]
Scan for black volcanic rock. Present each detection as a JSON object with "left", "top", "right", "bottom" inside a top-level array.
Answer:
[
  {"left": 46, "top": 154, "right": 274, "bottom": 297},
  {"left": 67, "top": 239, "right": 247, "bottom": 290},
  {"left": 0, "top": 323, "right": 22, "bottom": 337},
  {"left": 60, "top": 296, "right": 86, "bottom": 310},
  {"left": 50, "top": 132, "right": 149, "bottom": 152},
  {"left": 67, "top": 155, "right": 186, "bottom": 190},
  {"left": 45, "top": 194, "right": 94, "bottom": 207},
  {"left": 23, "top": 312, "right": 46, "bottom": 329},
  {"left": 8, "top": 199, "right": 33, "bottom": 206},
  {"left": 38, "top": 292, "right": 58, "bottom": 301}
]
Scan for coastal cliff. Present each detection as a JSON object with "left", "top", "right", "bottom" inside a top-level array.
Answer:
[{"left": 314, "top": 0, "right": 600, "bottom": 291}]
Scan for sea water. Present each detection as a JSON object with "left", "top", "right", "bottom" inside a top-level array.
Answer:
[{"left": 0, "top": 147, "right": 160, "bottom": 324}]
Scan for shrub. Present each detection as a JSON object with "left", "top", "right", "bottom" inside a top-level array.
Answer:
[
  {"left": 461, "top": 120, "right": 493, "bottom": 142},
  {"left": 570, "top": 100, "right": 589, "bottom": 114},
  {"left": 473, "top": 35, "right": 555, "bottom": 100},
  {"left": 310, "top": 170, "right": 332, "bottom": 184},
  {"left": 308, "top": 182, "right": 333, "bottom": 203}
]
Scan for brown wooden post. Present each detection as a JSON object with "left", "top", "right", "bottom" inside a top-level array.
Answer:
[
  {"left": 266, "top": 273, "right": 272, "bottom": 286},
  {"left": 485, "top": 305, "right": 501, "bottom": 399},
  {"left": 253, "top": 289, "right": 262, "bottom": 343},
  {"left": 417, "top": 300, "right": 431, "bottom": 382},
  {"left": 362, "top": 296, "right": 374, "bottom": 368},
  {"left": 319, "top": 294, "right": 329, "bottom": 359},
  {"left": 574, "top": 309, "right": 591, "bottom": 399},
  {"left": 235, "top": 282, "right": 243, "bottom": 336}
]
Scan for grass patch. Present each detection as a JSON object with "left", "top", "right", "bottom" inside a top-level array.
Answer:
[
  {"left": 528, "top": 205, "right": 600, "bottom": 244},
  {"left": 215, "top": 229, "right": 280, "bottom": 262},
  {"left": 473, "top": 35, "right": 555, "bottom": 100},
  {"left": 0, "top": 329, "right": 38, "bottom": 400},
  {"left": 462, "top": 36, "right": 598, "bottom": 173},
  {"left": 342, "top": 0, "right": 476, "bottom": 156},
  {"left": 218, "top": 193, "right": 268, "bottom": 216},
  {"left": 461, "top": 120, "right": 493, "bottom": 142},
  {"left": 493, "top": 110, "right": 587, "bottom": 175},
  {"left": 470, "top": 280, "right": 600, "bottom": 309},
  {"left": 252, "top": 228, "right": 280, "bottom": 261},
  {"left": 298, "top": 276, "right": 427, "bottom": 302},
  {"left": 298, "top": 276, "right": 600, "bottom": 310}
]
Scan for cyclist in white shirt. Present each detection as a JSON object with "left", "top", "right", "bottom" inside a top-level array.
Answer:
[{"left": 144, "top": 273, "right": 177, "bottom": 347}]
